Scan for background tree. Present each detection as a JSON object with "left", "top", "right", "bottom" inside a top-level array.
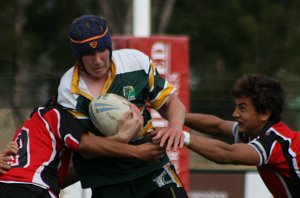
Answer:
[
  {"left": 167, "top": 0, "right": 300, "bottom": 123},
  {"left": 0, "top": 0, "right": 181, "bottom": 146}
]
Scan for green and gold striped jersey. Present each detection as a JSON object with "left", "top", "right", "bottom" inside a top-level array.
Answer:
[{"left": 58, "top": 49, "right": 176, "bottom": 188}]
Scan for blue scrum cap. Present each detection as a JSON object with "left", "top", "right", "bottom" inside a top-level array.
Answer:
[{"left": 69, "top": 15, "right": 112, "bottom": 61}]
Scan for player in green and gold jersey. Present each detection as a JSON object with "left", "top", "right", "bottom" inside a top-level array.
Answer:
[{"left": 57, "top": 15, "right": 188, "bottom": 198}]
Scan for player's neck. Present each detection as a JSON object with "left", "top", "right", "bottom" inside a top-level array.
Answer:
[{"left": 81, "top": 72, "right": 109, "bottom": 97}]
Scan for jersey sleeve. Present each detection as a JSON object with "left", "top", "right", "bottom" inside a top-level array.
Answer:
[
  {"left": 58, "top": 107, "right": 87, "bottom": 150},
  {"left": 248, "top": 135, "right": 275, "bottom": 166},
  {"left": 42, "top": 106, "right": 86, "bottom": 151},
  {"left": 147, "top": 61, "right": 176, "bottom": 110}
]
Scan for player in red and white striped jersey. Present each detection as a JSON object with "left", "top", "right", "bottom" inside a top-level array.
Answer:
[
  {"left": 0, "top": 103, "right": 164, "bottom": 198},
  {"left": 0, "top": 105, "right": 84, "bottom": 198},
  {"left": 180, "top": 74, "right": 300, "bottom": 198}
]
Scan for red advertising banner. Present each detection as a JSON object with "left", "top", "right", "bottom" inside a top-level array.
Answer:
[{"left": 112, "top": 36, "right": 190, "bottom": 191}]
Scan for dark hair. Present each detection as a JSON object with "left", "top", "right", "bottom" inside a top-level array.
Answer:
[{"left": 230, "top": 74, "right": 285, "bottom": 123}]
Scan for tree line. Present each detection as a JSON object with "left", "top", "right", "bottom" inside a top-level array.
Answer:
[{"left": 1, "top": 0, "right": 300, "bottom": 130}]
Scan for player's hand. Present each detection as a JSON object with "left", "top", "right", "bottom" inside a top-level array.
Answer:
[
  {"left": 114, "top": 103, "right": 143, "bottom": 143},
  {"left": 151, "top": 123, "right": 184, "bottom": 152},
  {"left": 0, "top": 141, "right": 18, "bottom": 175},
  {"left": 0, "top": 141, "right": 18, "bottom": 157},
  {"left": 134, "top": 143, "right": 165, "bottom": 162},
  {"left": 0, "top": 155, "right": 12, "bottom": 175}
]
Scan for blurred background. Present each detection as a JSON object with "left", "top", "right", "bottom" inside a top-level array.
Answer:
[{"left": 2, "top": 0, "right": 300, "bottom": 197}]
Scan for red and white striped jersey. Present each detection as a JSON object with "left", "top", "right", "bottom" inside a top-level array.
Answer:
[
  {"left": 0, "top": 106, "right": 85, "bottom": 197},
  {"left": 234, "top": 121, "right": 300, "bottom": 198}
]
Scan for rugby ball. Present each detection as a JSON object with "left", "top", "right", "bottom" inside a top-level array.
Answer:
[{"left": 89, "top": 93, "right": 131, "bottom": 136}]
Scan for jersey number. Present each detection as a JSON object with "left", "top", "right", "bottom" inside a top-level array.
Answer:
[{"left": 10, "top": 128, "right": 30, "bottom": 168}]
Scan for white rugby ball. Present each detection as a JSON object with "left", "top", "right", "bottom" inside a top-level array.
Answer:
[{"left": 89, "top": 93, "right": 131, "bottom": 136}]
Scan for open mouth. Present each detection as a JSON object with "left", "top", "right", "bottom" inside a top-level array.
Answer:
[{"left": 237, "top": 121, "right": 244, "bottom": 126}]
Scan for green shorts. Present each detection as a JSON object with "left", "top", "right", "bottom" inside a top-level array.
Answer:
[{"left": 91, "top": 163, "right": 188, "bottom": 198}]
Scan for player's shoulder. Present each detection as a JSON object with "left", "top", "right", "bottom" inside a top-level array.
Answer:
[
  {"left": 39, "top": 105, "right": 79, "bottom": 125},
  {"left": 112, "top": 49, "right": 150, "bottom": 73},
  {"left": 60, "top": 66, "right": 75, "bottom": 83},
  {"left": 37, "top": 104, "right": 64, "bottom": 115},
  {"left": 112, "top": 48, "right": 149, "bottom": 60}
]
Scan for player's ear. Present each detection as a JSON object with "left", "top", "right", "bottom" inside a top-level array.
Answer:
[{"left": 260, "top": 110, "right": 271, "bottom": 122}]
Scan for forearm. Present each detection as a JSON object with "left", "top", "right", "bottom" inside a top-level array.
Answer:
[
  {"left": 185, "top": 133, "right": 259, "bottom": 165},
  {"left": 78, "top": 134, "right": 138, "bottom": 159},
  {"left": 160, "top": 95, "right": 185, "bottom": 126},
  {"left": 187, "top": 133, "right": 234, "bottom": 164},
  {"left": 156, "top": 95, "right": 186, "bottom": 150},
  {"left": 185, "top": 113, "right": 233, "bottom": 135}
]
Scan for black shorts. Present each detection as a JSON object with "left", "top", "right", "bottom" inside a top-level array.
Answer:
[
  {"left": 91, "top": 163, "right": 188, "bottom": 198},
  {"left": 0, "top": 183, "right": 52, "bottom": 198}
]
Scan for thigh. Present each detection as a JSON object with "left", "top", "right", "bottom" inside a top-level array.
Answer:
[
  {"left": 146, "top": 183, "right": 188, "bottom": 198},
  {"left": 91, "top": 183, "right": 133, "bottom": 198},
  {"left": 0, "top": 183, "right": 52, "bottom": 198},
  {"left": 146, "top": 163, "right": 188, "bottom": 198},
  {"left": 91, "top": 163, "right": 188, "bottom": 198},
  {"left": 135, "top": 163, "right": 188, "bottom": 198}
]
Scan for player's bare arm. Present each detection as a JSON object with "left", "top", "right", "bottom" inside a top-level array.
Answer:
[
  {"left": 185, "top": 113, "right": 235, "bottom": 136},
  {"left": 62, "top": 140, "right": 163, "bottom": 189},
  {"left": 0, "top": 141, "right": 18, "bottom": 175},
  {"left": 78, "top": 134, "right": 164, "bottom": 161},
  {"left": 157, "top": 94, "right": 186, "bottom": 151},
  {"left": 79, "top": 103, "right": 164, "bottom": 160},
  {"left": 131, "top": 143, "right": 165, "bottom": 162},
  {"left": 187, "top": 133, "right": 260, "bottom": 165}
]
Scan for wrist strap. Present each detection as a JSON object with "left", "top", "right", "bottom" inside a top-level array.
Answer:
[{"left": 183, "top": 131, "right": 190, "bottom": 146}]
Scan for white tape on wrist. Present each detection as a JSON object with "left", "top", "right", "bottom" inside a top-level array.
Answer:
[{"left": 183, "top": 131, "right": 190, "bottom": 146}]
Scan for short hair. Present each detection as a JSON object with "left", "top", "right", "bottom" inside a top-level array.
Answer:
[{"left": 230, "top": 74, "right": 285, "bottom": 123}]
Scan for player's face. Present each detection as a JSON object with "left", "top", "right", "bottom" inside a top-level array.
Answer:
[
  {"left": 81, "top": 49, "right": 110, "bottom": 79},
  {"left": 232, "top": 96, "right": 269, "bottom": 137}
]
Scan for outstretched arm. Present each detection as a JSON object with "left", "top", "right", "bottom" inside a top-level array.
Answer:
[
  {"left": 185, "top": 113, "right": 235, "bottom": 136},
  {"left": 185, "top": 132, "right": 260, "bottom": 165}
]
